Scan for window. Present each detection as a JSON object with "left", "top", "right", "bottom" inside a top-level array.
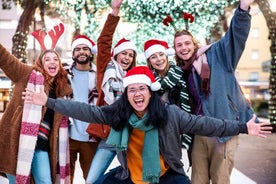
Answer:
[
  {"left": 249, "top": 72, "right": 258, "bottom": 81},
  {"left": 251, "top": 50, "right": 259, "bottom": 60},
  {"left": 251, "top": 28, "right": 259, "bottom": 38}
]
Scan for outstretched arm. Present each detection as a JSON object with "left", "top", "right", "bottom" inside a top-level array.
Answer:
[
  {"left": 22, "top": 86, "right": 48, "bottom": 106},
  {"left": 22, "top": 86, "right": 108, "bottom": 123},
  {"left": 177, "top": 106, "right": 272, "bottom": 138}
]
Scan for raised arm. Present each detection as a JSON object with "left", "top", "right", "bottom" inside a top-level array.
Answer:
[
  {"left": 240, "top": 0, "right": 254, "bottom": 11},
  {"left": 96, "top": 0, "right": 123, "bottom": 106},
  {"left": 0, "top": 44, "right": 32, "bottom": 83},
  {"left": 213, "top": 0, "right": 253, "bottom": 71},
  {"left": 111, "top": 0, "right": 123, "bottom": 16}
]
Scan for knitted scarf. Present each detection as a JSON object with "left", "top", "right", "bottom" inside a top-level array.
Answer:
[
  {"left": 57, "top": 116, "right": 71, "bottom": 184},
  {"left": 152, "top": 64, "right": 191, "bottom": 113},
  {"left": 182, "top": 44, "right": 212, "bottom": 97},
  {"left": 153, "top": 65, "right": 192, "bottom": 148},
  {"left": 16, "top": 70, "right": 44, "bottom": 184},
  {"left": 16, "top": 70, "right": 70, "bottom": 184},
  {"left": 193, "top": 45, "right": 212, "bottom": 97},
  {"left": 106, "top": 113, "right": 161, "bottom": 183},
  {"left": 102, "top": 60, "right": 125, "bottom": 105}
]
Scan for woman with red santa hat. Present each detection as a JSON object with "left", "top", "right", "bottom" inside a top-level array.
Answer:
[
  {"left": 85, "top": 0, "right": 137, "bottom": 183},
  {"left": 144, "top": 39, "right": 193, "bottom": 155},
  {"left": 23, "top": 65, "right": 272, "bottom": 184}
]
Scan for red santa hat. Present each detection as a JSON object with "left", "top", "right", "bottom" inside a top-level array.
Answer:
[
  {"left": 71, "top": 35, "right": 97, "bottom": 54},
  {"left": 123, "top": 66, "right": 161, "bottom": 91},
  {"left": 112, "top": 38, "right": 137, "bottom": 57},
  {"left": 144, "top": 39, "right": 175, "bottom": 59}
]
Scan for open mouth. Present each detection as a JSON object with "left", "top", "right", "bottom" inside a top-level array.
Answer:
[
  {"left": 48, "top": 66, "right": 57, "bottom": 74},
  {"left": 134, "top": 98, "right": 144, "bottom": 107}
]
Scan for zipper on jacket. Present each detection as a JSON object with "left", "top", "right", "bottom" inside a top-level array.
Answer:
[{"left": 227, "top": 94, "right": 240, "bottom": 120}]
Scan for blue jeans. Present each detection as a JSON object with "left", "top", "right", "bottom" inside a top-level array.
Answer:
[
  {"left": 95, "top": 166, "right": 191, "bottom": 184},
  {"left": 7, "top": 149, "right": 52, "bottom": 184},
  {"left": 86, "top": 147, "right": 116, "bottom": 184},
  {"left": 32, "top": 149, "right": 52, "bottom": 183}
]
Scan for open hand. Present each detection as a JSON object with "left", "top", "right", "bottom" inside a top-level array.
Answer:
[
  {"left": 247, "top": 114, "right": 272, "bottom": 138},
  {"left": 22, "top": 86, "right": 48, "bottom": 106}
]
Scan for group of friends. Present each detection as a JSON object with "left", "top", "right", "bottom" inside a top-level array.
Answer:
[{"left": 0, "top": 0, "right": 273, "bottom": 183}]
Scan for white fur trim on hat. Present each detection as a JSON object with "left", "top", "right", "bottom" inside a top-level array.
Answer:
[
  {"left": 123, "top": 74, "right": 151, "bottom": 88},
  {"left": 71, "top": 38, "right": 97, "bottom": 54},
  {"left": 113, "top": 41, "right": 137, "bottom": 56},
  {"left": 123, "top": 74, "right": 161, "bottom": 91},
  {"left": 144, "top": 44, "right": 167, "bottom": 59}
]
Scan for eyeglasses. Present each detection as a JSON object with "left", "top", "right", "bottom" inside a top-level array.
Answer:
[{"left": 127, "top": 86, "right": 148, "bottom": 95}]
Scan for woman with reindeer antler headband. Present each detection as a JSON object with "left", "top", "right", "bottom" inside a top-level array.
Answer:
[{"left": 0, "top": 23, "right": 72, "bottom": 184}]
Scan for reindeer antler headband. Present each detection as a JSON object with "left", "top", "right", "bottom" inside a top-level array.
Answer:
[
  {"left": 32, "top": 23, "right": 65, "bottom": 51},
  {"left": 163, "top": 12, "right": 194, "bottom": 31}
]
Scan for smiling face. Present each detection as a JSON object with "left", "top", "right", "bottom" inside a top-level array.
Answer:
[
  {"left": 127, "top": 83, "right": 151, "bottom": 115},
  {"left": 174, "top": 34, "right": 196, "bottom": 62},
  {"left": 72, "top": 44, "right": 93, "bottom": 66},
  {"left": 115, "top": 49, "right": 135, "bottom": 71},
  {"left": 41, "top": 51, "right": 60, "bottom": 77},
  {"left": 147, "top": 51, "right": 169, "bottom": 72}
]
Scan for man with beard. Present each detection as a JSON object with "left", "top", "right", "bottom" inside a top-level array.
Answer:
[{"left": 65, "top": 35, "right": 99, "bottom": 183}]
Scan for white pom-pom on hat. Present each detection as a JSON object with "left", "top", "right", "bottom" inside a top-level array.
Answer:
[{"left": 144, "top": 39, "right": 175, "bottom": 59}]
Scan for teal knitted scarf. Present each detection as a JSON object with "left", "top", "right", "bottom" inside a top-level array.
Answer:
[{"left": 106, "top": 113, "right": 161, "bottom": 183}]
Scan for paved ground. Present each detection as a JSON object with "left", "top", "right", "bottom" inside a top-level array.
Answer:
[
  {"left": 234, "top": 133, "right": 276, "bottom": 184},
  {"left": 0, "top": 112, "right": 275, "bottom": 183}
]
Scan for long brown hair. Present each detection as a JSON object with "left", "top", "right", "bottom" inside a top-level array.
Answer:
[
  {"left": 34, "top": 50, "right": 69, "bottom": 97},
  {"left": 173, "top": 29, "right": 199, "bottom": 68},
  {"left": 146, "top": 56, "right": 170, "bottom": 78}
]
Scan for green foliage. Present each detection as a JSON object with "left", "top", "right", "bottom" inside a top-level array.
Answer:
[
  {"left": 251, "top": 99, "right": 269, "bottom": 118},
  {"left": 13, "top": 0, "right": 239, "bottom": 56},
  {"left": 120, "top": 0, "right": 238, "bottom": 45}
]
